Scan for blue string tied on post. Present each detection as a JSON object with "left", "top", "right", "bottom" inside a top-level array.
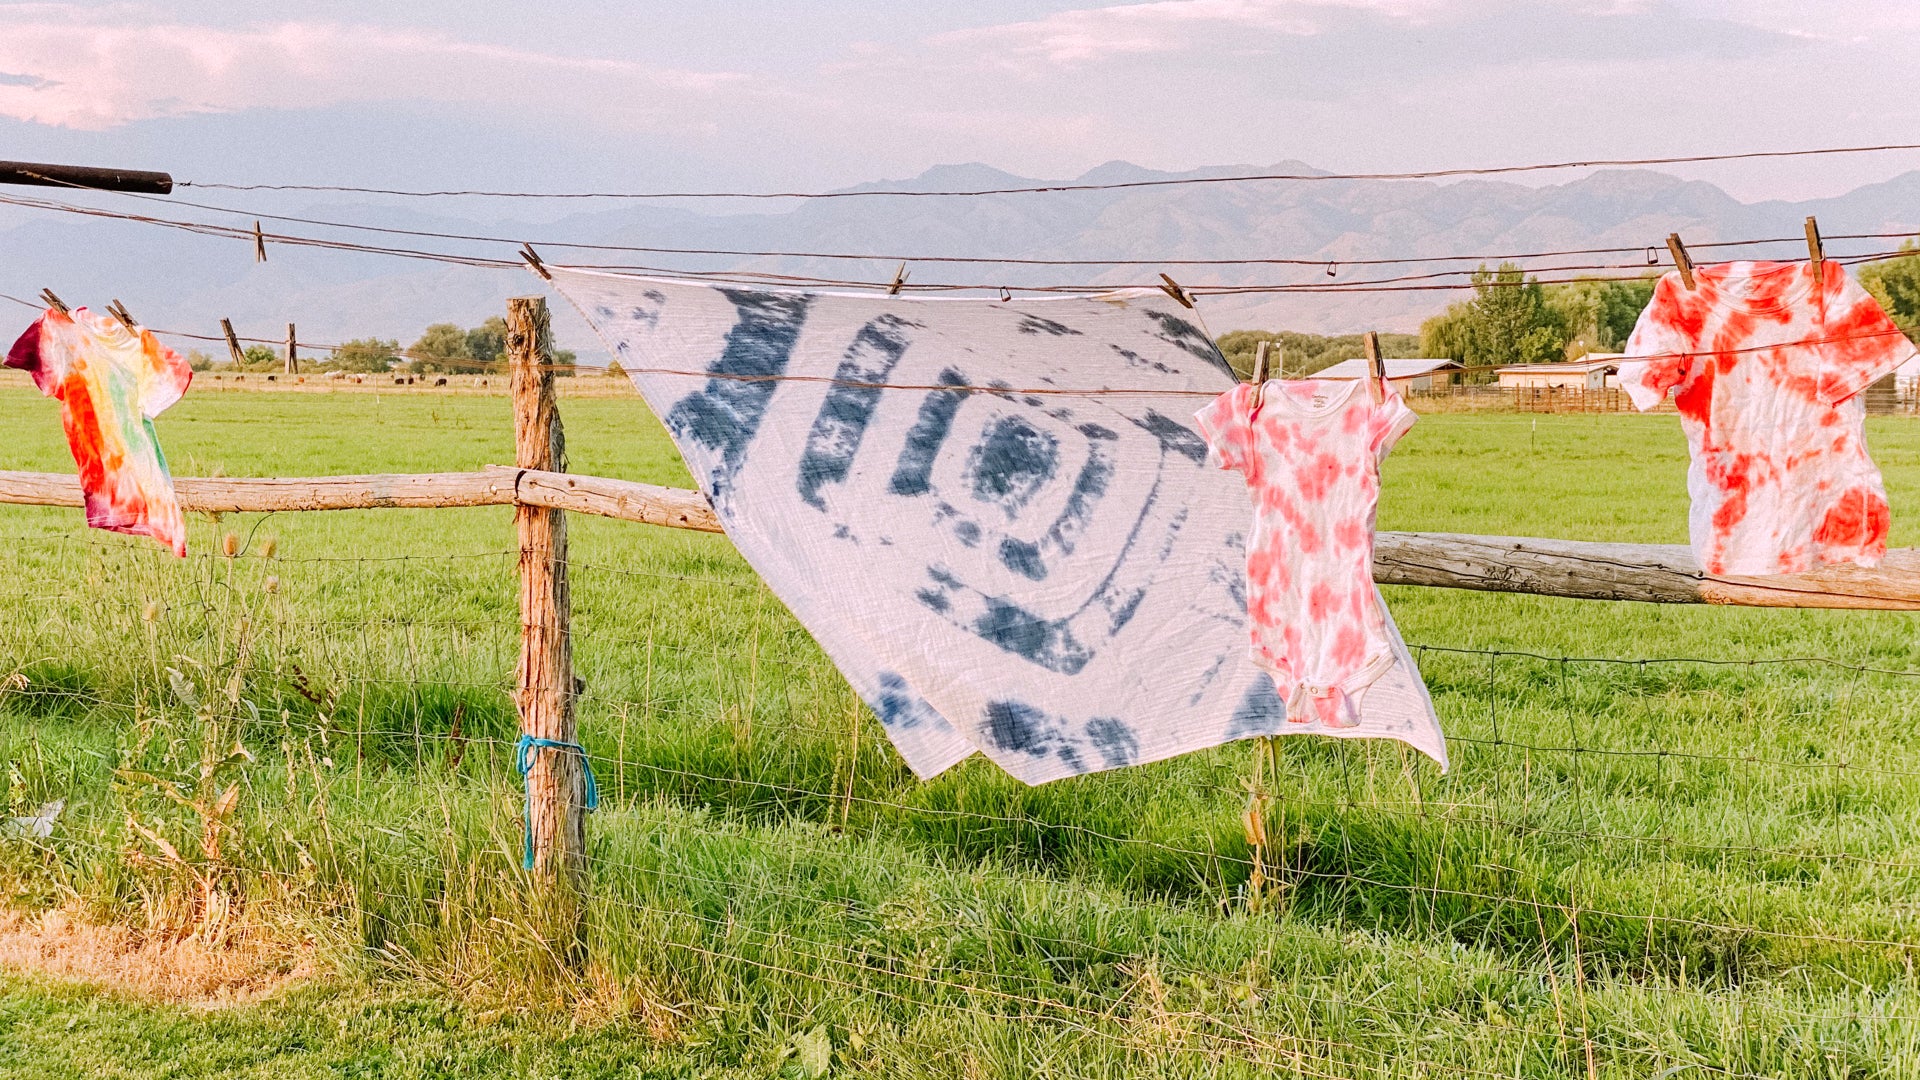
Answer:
[{"left": 514, "top": 733, "right": 599, "bottom": 871}]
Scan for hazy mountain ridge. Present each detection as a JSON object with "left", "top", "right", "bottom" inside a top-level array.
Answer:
[{"left": 2, "top": 161, "right": 1915, "bottom": 362}]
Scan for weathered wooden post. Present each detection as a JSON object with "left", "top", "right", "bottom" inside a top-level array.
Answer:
[
  {"left": 220, "top": 319, "right": 245, "bottom": 367},
  {"left": 285, "top": 323, "right": 298, "bottom": 375},
  {"left": 507, "top": 296, "right": 586, "bottom": 881}
]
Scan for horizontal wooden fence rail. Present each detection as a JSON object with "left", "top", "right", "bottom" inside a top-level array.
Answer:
[
  {"left": 1, "top": 467, "right": 1915, "bottom": 609},
  {"left": 1372, "top": 533, "right": 1920, "bottom": 610},
  {"left": 0, "top": 467, "right": 723, "bottom": 532}
]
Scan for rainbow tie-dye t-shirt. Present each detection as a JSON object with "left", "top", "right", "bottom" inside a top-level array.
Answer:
[{"left": 7, "top": 307, "right": 192, "bottom": 556}]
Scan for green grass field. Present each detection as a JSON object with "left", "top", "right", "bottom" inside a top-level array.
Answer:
[{"left": 5, "top": 383, "right": 1920, "bottom": 1078}]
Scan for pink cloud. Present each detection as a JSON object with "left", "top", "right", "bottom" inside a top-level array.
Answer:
[
  {"left": 0, "top": 6, "right": 749, "bottom": 130},
  {"left": 932, "top": 0, "right": 1449, "bottom": 67}
]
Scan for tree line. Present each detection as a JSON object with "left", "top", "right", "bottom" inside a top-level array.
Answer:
[
  {"left": 1417, "top": 266, "right": 1656, "bottom": 368},
  {"left": 1217, "top": 244, "right": 1919, "bottom": 378},
  {"left": 186, "top": 318, "right": 580, "bottom": 374}
]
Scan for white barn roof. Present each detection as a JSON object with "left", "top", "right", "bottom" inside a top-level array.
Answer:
[{"left": 1492, "top": 355, "right": 1623, "bottom": 374}]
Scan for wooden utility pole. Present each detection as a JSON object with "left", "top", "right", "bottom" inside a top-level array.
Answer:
[
  {"left": 507, "top": 296, "right": 584, "bottom": 879},
  {"left": 0, "top": 159, "right": 172, "bottom": 194},
  {"left": 285, "top": 323, "right": 298, "bottom": 375}
]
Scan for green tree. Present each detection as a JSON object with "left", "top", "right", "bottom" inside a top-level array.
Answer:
[
  {"left": 1858, "top": 241, "right": 1920, "bottom": 342},
  {"left": 184, "top": 350, "right": 214, "bottom": 372},
  {"left": 329, "top": 338, "right": 400, "bottom": 373},
  {"left": 407, "top": 323, "right": 472, "bottom": 374},
  {"left": 465, "top": 316, "right": 508, "bottom": 368},
  {"left": 605, "top": 358, "right": 627, "bottom": 379},
  {"left": 1418, "top": 262, "right": 1568, "bottom": 368},
  {"left": 553, "top": 347, "right": 578, "bottom": 377},
  {"left": 239, "top": 344, "right": 279, "bottom": 371},
  {"left": 1547, "top": 277, "right": 1657, "bottom": 356},
  {"left": 1417, "top": 308, "right": 1472, "bottom": 365}
]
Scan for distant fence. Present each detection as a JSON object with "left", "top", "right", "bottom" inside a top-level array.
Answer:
[{"left": 1412, "top": 373, "right": 1909, "bottom": 415}]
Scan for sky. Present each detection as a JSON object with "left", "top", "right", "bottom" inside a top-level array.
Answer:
[{"left": 2, "top": 1, "right": 1919, "bottom": 211}]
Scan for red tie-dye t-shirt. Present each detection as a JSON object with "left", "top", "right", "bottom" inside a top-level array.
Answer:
[
  {"left": 1618, "top": 261, "right": 1918, "bottom": 576},
  {"left": 1195, "top": 379, "right": 1416, "bottom": 726}
]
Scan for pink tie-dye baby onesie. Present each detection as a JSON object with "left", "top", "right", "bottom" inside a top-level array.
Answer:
[
  {"left": 1196, "top": 379, "right": 1417, "bottom": 726},
  {"left": 7, "top": 307, "right": 192, "bottom": 556},
  {"left": 1619, "top": 261, "right": 1918, "bottom": 576}
]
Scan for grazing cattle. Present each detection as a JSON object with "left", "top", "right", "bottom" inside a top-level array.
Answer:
[
  {"left": 395, "top": 376, "right": 406, "bottom": 385},
  {"left": 434, "top": 377, "right": 447, "bottom": 386}
]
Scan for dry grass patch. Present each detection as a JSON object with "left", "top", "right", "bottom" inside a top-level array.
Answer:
[{"left": 0, "top": 907, "right": 312, "bottom": 1008}]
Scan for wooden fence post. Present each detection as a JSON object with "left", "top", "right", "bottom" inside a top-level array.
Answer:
[
  {"left": 507, "top": 296, "right": 585, "bottom": 880},
  {"left": 220, "top": 319, "right": 245, "bottom": 367},
  {"left": 285, "top": 323, "right": 298, "bottom": 375}
]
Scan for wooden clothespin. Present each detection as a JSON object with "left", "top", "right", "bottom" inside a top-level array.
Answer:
[
  {"left": 1666, "top": 233, "right": 1696, "bottom": 291},
  {"left": 1250, "top": 339, "right": 1271, "bottom": 409},
  {"left": 1157, "top": 273, "right": 1195, "bottom": 309},
  {"left": 106, "top": 299, "right": 136, "bottom": 329},
  {"left": 887, "top": 262, "right": 908, "bottom": 295},
  {"left": 1805, "top": 216, "right": 1824, "bottom": 287},
  {"left": 37, "top": 289, "right": 68, "bottom": 315},
  {"left": 220, "top": 318, "right": 245, "bottom": 367},
  {"left": 253, "top": 220, "right": 267, "bottom": 263},
  {"left": 1362, "top": 331, "right": 1385, "bottom": 405},
  {"left": 519, "top": 243, "right": 553, "bottom": 281}
]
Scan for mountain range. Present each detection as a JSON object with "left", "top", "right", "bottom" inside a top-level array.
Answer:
[{"left": 2, "top": 161, "right": 1916, "bottom": 364}]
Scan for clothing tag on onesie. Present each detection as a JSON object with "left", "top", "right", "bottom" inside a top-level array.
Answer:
[
  {"left": 1618, "top": 261, "right": 1919, "bottom": 576},
  {"left": 1196, "top": 378, "right": 1447, "bottom": 769}
]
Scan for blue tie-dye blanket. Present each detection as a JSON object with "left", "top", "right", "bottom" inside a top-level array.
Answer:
[{"left": 551, "top": 268, "right": 1445, "bottom": 784}]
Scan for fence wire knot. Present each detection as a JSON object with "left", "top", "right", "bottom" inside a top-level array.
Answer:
[{"left": 514, "top": 734, "right": 599, "bottom": 870}]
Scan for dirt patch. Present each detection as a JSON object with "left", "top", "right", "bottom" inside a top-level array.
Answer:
[{"left": 0, "top": 907, "right": 313, "bottom": 1008}]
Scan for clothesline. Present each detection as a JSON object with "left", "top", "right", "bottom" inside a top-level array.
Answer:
[
  {"left": 67, "top": 184, "right": 1920, "bottom": 271},
  {"left": 3, "top": 188, "right": 1918, "bottom": 298}
]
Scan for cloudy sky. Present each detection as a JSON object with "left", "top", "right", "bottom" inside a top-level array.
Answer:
[{"left": 1, "top": 1, "right": 1918, "bottom": 208}]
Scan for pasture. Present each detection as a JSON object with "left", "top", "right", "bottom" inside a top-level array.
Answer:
[{"left": 4, "top": 382, "right": 1920, "bottom": 1078}]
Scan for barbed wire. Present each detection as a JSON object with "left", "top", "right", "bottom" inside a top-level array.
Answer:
[
  {"left": 6, "top": 187, "right": 1919, "bottom": 306},
  {"left": 67, "top": 184, "right": 1920, "bottom": 271}
]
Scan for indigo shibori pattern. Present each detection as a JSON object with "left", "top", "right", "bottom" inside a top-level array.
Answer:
[{"left": 552, "top": 268, "right": 1445, "bottom": 784}]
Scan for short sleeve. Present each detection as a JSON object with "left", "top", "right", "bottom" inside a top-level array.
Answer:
[
  {"left": 134, "top": 328, "right": 193, "bottom": 418},
  {"left": 1369, "top": 391, "right": 1417, "bottom": 463},
  {"left": 1616, "top": 273, "right": 1696, "bottom": 412},
  {"left": 1194, "top": 382, "right": 1254, "bottom": 473},
  {"left": 1813, "top": 264, "right": 1919, "bottom": 405},
  {"left": 5, "top": 316, "right": 43, "bottom": 376},
  {"left": 6, "top": 312, "right": 66, "bottom": 397}
]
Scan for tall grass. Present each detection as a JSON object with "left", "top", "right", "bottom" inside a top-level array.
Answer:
[{"left": 4, "top": 386, "right": 1920, "bottom": 1076}]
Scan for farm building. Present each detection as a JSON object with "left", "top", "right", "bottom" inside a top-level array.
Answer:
[
  {"left": 1494, "top": 355, "right": 1621, "bottom": 390},
  {"left": 1309, "top": 357, "right": 1462, "bottom": 391}
]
